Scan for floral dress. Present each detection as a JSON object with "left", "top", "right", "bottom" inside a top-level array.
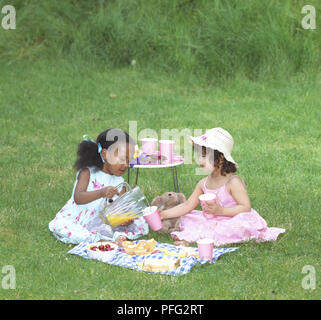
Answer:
[{"left": 48, "top": 167, "right": 149, "bottom": 244}]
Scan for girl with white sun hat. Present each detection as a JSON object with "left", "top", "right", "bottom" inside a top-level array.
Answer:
[
  {"left": 189, "top": 127, "right": 238, "bottom": 166},
  {"left": 159, "top": 127, "right": 285, "bottom": 247}
]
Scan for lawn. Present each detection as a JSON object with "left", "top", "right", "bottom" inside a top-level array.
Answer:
[{"left": 0, "top": 57, "right": 320, "bottom": 299}]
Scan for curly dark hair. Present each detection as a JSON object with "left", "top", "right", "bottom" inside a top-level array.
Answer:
[
  {"left": 73, "top": 129, "right": 136, "bottom": 171},
  {"left": 194, "top": 143, "right": 237, "bottom": 176}
]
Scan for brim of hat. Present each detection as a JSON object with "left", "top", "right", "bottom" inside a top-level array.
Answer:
[{"left": 189, "top": 136, "right": 238, "bottom": 166}]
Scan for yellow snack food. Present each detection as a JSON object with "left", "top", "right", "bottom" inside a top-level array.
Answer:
[
  {"left": 122, "top": 239, "right": 157, "bottom": 255},
  {"left": 160, "top": 249, "right": 187, "bottom": 258},
  {"left": 137, "top": 257, "right": 180, "bottom": 272},
  {"left": 122, "top": 243, "right": 136, "bottom": 255},
  {"left": 160, "top": 248, "right": 199, "bottom": 258}
]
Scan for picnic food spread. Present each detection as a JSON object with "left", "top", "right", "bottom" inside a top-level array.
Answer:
[
  {"left": 137, "top": 257, "right": 181, "bottom": 272},
  {"left": 69, "top": 238, "right": 239, "bottom": 275},
  {"left": 122, "top": 239, "right": 157, "bottom": 255},
  {"left": 83, "top": 238, "right": 220, "bottom": 273}
]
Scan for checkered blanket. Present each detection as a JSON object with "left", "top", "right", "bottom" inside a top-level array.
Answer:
[{"left": 68, "top": 240, "right": 238, "bottom": 276}]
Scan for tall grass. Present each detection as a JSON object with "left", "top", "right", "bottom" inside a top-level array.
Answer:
[{"left": 0, "top": 0, "right": 320, "bottom": 79}]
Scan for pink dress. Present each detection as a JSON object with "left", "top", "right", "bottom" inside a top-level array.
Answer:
[{"left": 171, "top": 175, "right": 285, "bottom": 246}]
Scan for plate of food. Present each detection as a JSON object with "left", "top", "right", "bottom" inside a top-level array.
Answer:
[
  {"left": 86, "top": 241, "right": 118, "bottom": 262},
  {"left": 136, "top": 257, "right": 181, "bottom": 273},
  {"left": 122, "top": 239, "right": 157, "bottom": 255}
]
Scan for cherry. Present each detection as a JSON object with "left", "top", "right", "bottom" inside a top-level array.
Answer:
[{"left": 91, "top": 243, "right": 115, "bottom": 252}]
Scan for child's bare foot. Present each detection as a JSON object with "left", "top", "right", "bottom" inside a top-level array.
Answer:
[
  {"left": 174, "top": 240, "right": 190, "bottom": 247},
  {"left": 172, "top": 234, "right": 180, "bottom": 241},
  {"left": 115, "top": 235, "right": 127, "bottom": 247},
  {"left": 171, "top": 234, "right": 190, "bottom": 246}
]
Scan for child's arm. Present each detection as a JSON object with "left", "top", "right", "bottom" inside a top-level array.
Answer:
[
  {"left": 159, "top": 180, "right": 204, "bottom": 219},
  {"left": 73, "top": 169, "right": 119, "bottom": 205},
  {"left": 204, "top": 177, "right": 251, "bottom": 217}
]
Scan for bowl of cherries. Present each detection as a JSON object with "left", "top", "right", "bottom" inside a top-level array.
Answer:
[{"left": 86, "top": 241, "right": 118, "bottom": 262}]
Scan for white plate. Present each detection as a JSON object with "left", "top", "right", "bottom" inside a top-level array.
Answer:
[{"left": 86, "top": 241, "right": 118, "bottom": 262}]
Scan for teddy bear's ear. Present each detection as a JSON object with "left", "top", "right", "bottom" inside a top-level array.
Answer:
[
  {"left": 177, "top": 193, "right": 186, "bottom": 203},
  {"left": 151, "top": 196, "right": 164, "bottom": 209}
]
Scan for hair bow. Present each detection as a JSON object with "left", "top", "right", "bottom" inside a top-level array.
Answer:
[{"left": 82, "top": 134, "right": 95, "bottom": 143}]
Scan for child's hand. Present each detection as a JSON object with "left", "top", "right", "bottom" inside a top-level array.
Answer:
[
  {"left": 115, "top": 235, "right": 127, "bottom": 247},
  {"left": 158, "top": 210, "right": 167, "bottom": 220},
  {"left": 203, "top": 201, "right": 223, "bottom": 215},
  {"left": 100, "top": 186, "right": 119, "bottom": 199}
]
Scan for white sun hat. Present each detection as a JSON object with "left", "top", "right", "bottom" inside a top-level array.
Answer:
[{"left": 189, "top": 127, "right": 238, "bottom": 166}]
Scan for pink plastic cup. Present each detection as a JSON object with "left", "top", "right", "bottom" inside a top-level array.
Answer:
[
  {"left": 199, "top": 193, "right": 217, "bottom": 219},
  {"left": 141, "top": 138, "right": 157, "bottom": 155},
  {"left": 142, "top": 206, "right": 162, "bottom": 231},
  {"left": 159, "top": 140, "right": 175, "bottom": 164},
  {"left": 197, "top": 238, "right": 214, "bottom": 261}
]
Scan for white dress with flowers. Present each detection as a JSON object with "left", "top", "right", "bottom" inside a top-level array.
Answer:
[{"left": 48, "top": 167, "right": 149, "bottom": 244}]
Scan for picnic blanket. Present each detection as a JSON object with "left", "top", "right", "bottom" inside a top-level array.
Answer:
[{"left": 68, "top": 240, "right": 238, "bottom": 276}]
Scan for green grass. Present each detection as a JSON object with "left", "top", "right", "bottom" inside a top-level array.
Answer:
[
  {"left": 1, "top": 0, "right": 321, "bottom": 80},
  {"left": 0, "top": 57, "right": 320, "bottom": 299}
]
